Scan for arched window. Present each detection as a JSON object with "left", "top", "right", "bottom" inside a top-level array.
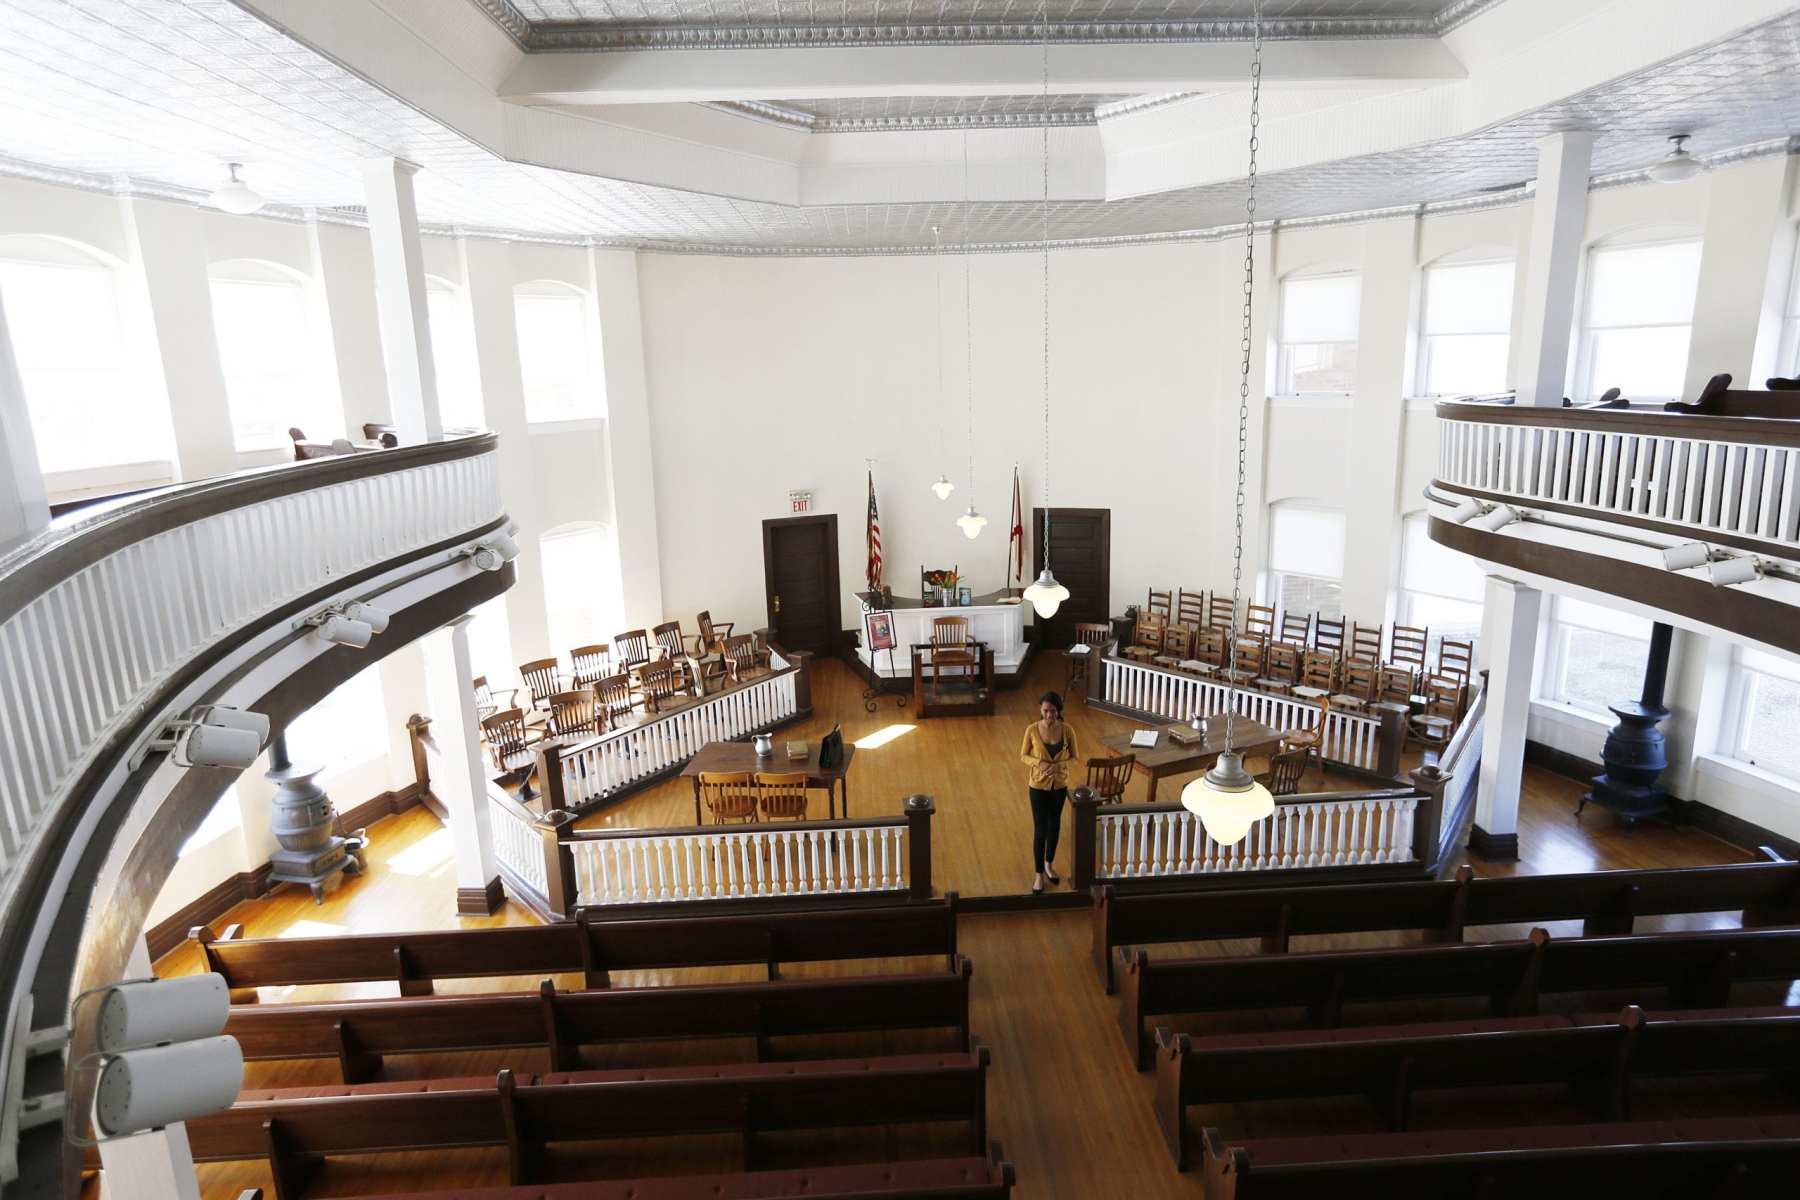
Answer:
[
  {"left": 0, "top": 235, "right": 170, "bottom": 475},
  {"left": 1417, "top": 256, "right": 1514, "bottom": 396},
  {"left": 1576, "top": 233, "right": 1702, "bottom": 402},
  {"left": 1276, "top": 271, "right": 1360, "bottom": 395},
  {"left": 209, "top": 258, "right": 339, "bottom": 451},
  {"left": 513, "top": 281, "right": 603, "bottom": 424},
  {"left": 1398, "top": 512, "right": 1484, "bottom": 655},
  {"left": 541, "top": 522, "right": 623, "bottom": 657},
  {"left": 425, "top": 275, "right": 484, "bottom": 430},
  {"left": 1266, "top": 501, "right": 1344, "bottom": 621}
]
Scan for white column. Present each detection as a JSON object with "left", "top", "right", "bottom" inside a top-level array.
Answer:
[
  {"left": 421, "top": 616, "right": 499, "bottom": 909},
  {"left": 589, "top": 246, "right": 666, "bottom": 627},
  {"left": 118, "top": 196, "right": 239, "bottom": 480},
  {"left": 461, "top": 236, "right": 550, "bottom": 664},
  {"left": 308, "top": 217, "right": 393, "bottom": 435},
  {"left": 96, "top": 938, "right": 202, "bottom": 1200},
  {"left": 1513, "top": 132, "right": 1594, "bottom": 407},
  {"left": 0, "top": 275, "right": 49, "bottom": 551},
  {"left": 360, "top": 158, "right": 441, "bottom": 446},
  {"left": 1684, "top": 154, "right": 1798, "bottom": 398},
  {"left": 1340, "top": 215, "right": 1421, "bottom": 622},
  {"left": 1473, "top": 576, "right": 1542, "bottom": 859}
]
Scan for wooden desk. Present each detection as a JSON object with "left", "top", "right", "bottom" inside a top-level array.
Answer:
[
  {"left": 1098, "top": 718, "right": 1283, "bottom": 803},
  {"left": 681, "top": 741, "right": 857, "bottom": 823}
]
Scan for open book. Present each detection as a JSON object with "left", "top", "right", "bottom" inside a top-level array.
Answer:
[{"left": 1128, "top": 728, "right": 1161, "bottom": 749}]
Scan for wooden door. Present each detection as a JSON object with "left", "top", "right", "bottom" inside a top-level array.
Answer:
[
  {"left": 761, "top": 515, "right": 841, "bottom": 657},
  {"left": 1031, "top": 507, "right": 1111, "bottom": 649}
]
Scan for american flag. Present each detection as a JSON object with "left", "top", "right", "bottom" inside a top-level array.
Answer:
[{"left": 866, "top": 468, "right": 883, "bottom": 591}]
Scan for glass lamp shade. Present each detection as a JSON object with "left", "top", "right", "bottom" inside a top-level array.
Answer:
[
  {"left": 208, "top": 164, "right": 264, "bottom": 215},
  {"left": 1646, "top": 143, "right": 1704, "bottom": 184},
  {"left": 1022, "top": 567, "right": 1070, "bottom": 618},
  {"left": 930, "top": 475, "right": 956, "bottom": 500},
  {"left": 1179, "top": 750, "right": 1274, "bottom": 845},
  {"left": 956, "top": 506, "right": 987, "bottom": 539}
]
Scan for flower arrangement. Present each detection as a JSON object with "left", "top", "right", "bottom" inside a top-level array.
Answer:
[{"left": 922, "top": 569, "right": 960, "bottom": 590}]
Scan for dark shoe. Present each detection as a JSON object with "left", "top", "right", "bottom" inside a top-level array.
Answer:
[
  {"left": 1031, "top": 876, "right": 1045, "bottom": 895},
  {"left": 1044, "top": 866, "right": 1061, "bottom": 885}
]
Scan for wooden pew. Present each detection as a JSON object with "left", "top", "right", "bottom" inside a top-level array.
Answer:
[
  {"left": 192, "top": 894, "right": 959, "bottom": 998},
  {"left": 1153, "top": 1005, "right": 1800, "bottom": 1168},
  {"left": 1116, "top": 925, "right": 1800, "bottom": 1068},
  {"left": 349, "top": 1142, "right": 1016, "bottom": 1198},
  {"left": 184, "top": 1050, "right": 991, "bottom": 1199},
  {"left": 1199, "top": 1114, "right": 1800, "bottom": 1198},
  {"left": 1090, "top": 849, "right": 1800, "bottom": 991},
  {"left": 226, "top": 959, "right": 974, "bottom": 1080}
]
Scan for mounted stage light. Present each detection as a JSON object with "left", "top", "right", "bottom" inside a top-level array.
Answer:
[
  {"left": 312, "top": 613, "right": 373, "bottom": 648},
  {"left": 1646, "top": 135, "right": 1705, "bottom": 184},
  {"left": 1446, "top": 496, "right": 1485, "bottom": 525},
  {"left": 341, "top": 601, "right": 391, "bottom": 634},
  {"left": 1468, "top": 504, "right": 1520, "bottom": 532},
  {"left": 956, "top": 506, "right": 988, "bottom": 540},
  {"left": 95, "top": 975, "right": 228, "bottom": 1054},
  {"left": 488, "top": 531, "right": 521, "bottom": 561},
  {"left": 464, "top": 532, "right": 522, "bottom": 572},
  {"left": 131, "top": 705, "right": 269, "bottom": 770},
  {"left": 1661, "top": 542, "right": 1711, "bottom": 572},
  {"left": 1022, "top": 567, "right": 1071, "bottom": 618},
  {"left": 71, "top": 974, "right": 242, "bottom": 1140},
  {"left": 1180, "top": 750, "right": 1274, "bottom": 846},
  {"left": 1707, "top": 556, "right": 1762, "bottom": 586}
]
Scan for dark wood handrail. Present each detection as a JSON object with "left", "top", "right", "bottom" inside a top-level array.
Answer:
[
  {"left": 1434, "top": 398, "right": 1800, "bottom": 448},
  {"left": 0, "top": 431, "right": 499, "bottom": 625}
]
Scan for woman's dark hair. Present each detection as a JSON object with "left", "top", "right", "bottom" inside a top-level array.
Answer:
[{"left": 1038, "top": 691, "right": 1064, "bottom": 715}]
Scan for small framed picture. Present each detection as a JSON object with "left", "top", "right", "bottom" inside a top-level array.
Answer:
[
  {"left": 957, "top": 586, "right": 972, "bottom": 606},
  {"left": 866, "top": 610, "right": 897, "bottom": 652}
]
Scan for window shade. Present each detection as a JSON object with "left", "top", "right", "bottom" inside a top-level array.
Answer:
[
  {"left": 1400, "top": 513, "right": 1488, "bottom": 602},
  {"left": 1424, "top": 261, "right": 1514, "bottom": 335},
  {"left": 1268, "top": 504, "right": 1345, "bottom": 578},
  {"left": 1280, "top": 274, "right": 1361, "bottom": 343},
  {"left": 1555, "top": 595, "right": 1652, "bottom": 640},
  {"left": 1586, "top": 241, "right": 1702, "bottom": 329}
]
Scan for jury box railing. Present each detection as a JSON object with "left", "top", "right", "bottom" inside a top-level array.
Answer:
[
  {"left": 1434, "top": 401, "right": 1800, "bottom": 559},
  {"left": 1088, "top": 646, "right": 1405, "bottom": 777}
]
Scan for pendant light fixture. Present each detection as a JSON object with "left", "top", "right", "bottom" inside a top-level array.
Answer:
[
  {"left": 1646, "top": 134, "right": 1705, "bottom": 184},
  {"left": 208, "top": 162, "right": 264, "bottom": 215},
  {"left": 929, "top": 224, "right": 956, "bottom": 501},
  {"left": 955, "top": 130, "right": 987, "bottom": 540},
  {"left": 1021, "top": 4, "right": 1069, "bottom": 620},
  {"left": 1181, "top": 0, "right": 1273, "bottom": 846}
]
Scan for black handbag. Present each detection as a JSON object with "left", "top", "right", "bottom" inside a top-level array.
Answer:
[{"left": 818, "top": 723, "right": 845, "bottom": 769}]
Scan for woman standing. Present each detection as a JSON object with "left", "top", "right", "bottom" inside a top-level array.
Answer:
[{"left": 1020, "top": 691, "right": 1078, "bottom": 894}]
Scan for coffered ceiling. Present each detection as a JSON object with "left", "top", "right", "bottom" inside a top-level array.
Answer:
[{"left": 0, "top": 0, "right": 1793, "bottom": 254}]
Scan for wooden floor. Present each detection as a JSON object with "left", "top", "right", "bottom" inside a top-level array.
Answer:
[{"left": 149, "top": 654, "right": 1768, "bottom": 1200}]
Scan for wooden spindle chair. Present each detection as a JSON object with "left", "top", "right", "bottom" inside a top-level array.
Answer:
[
  {"left": 1145, "top": 588, "right": 1173, "bottom": 622},
  {"left": 480, "top": 708, "right": 543, "bottom": 773},
  {"left": 722, "top": 634, "right": 767, "bottom": 684},
  {"left": 472, "top": 675, "right": 517, "bottom": 723},
  {"left": 1280, "top": 693, "right": 1328, "bottom": 786},
  {"left": 613, "top": 629, "right": 654, "bottom": 669},
  {"left": 754, "top": 771, "right": 811, "bottom": 822},
  {"left": 1279, "top": 610, "right": 1312, "bottom": 647},
  {"left": 594, "top": 672, "right": 636, "bottom": 727},
  {"left": 697, "top": 771, "right": 758, "bottom": 825},
  {"left": 1073, "top": 621, "right": 1111, "bottom": 649},
  {"left": 930, "top": 616, "right": 979, "bottom": 688},
  {"left": 1390, "top": 623, "right": 1429, "bottom": 690},
  {"left": 1246, "top": 602, "right": 1276, "bottom": 641},
  {"left": 518, "top": 658, "right": 564, "bottom": 711},
  {"left": 1257, "top": 747, "right": 1310, "bottom": 797},
  {"left": 568, "top": 645, "right": 612, "bottom": 688},
  {"left": 1331, "top": 660, "right": 1377, "bottom": 712},
  {"left": 546, "top": 690, "right": 601, "bottom": 739},
  {"left": 1086, "top": 755, "right": 1136, "bottom": 804},
  {"left": 652, "top": 620, "right": 699, "bottom": 691},
  {"left": 1314, "top": 615, "right": 1346, "bottom": 661},
  {"left": 695, "top": 610, "right": 734, "bottom": 656},
  {"left": 1067, "top": 621, "right": 1112, "bottom": 696},
  {"left": 1349, "top": 622, "right": 1384, "bottom": 667},
  {"left": 639, "top": 658, "right": 685, "bottom": 713}
]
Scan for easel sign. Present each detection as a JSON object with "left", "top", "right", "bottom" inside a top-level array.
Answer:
[{"left": 861, "top": 609, "right": 906, "bottom": 712}]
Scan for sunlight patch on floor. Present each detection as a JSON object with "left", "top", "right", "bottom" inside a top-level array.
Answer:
[
  {"left": 854, "top": 723, "right": 916, "bottom": 750},
  {"left": 277, "top": 919, "right": 346, "bottom": 938},
  {"left": 387, "top": 827, "right": 454, "bottom": 876}
]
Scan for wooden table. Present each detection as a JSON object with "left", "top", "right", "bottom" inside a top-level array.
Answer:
[
  {"left": 1098, "top": 717, "right": 1284, "bottom": 803},
  {"left": 681, "top": 741, "right": 858, "bottom": 823}
]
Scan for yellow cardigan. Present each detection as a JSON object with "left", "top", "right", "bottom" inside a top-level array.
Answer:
[{"left": 1020, "top": 722, "right": 1078, "bottom": 791}]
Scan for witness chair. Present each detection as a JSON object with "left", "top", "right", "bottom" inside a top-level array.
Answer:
[
  {"left": 1068, "top": 622, "right": 1112, "bottom": 696},
  {"left": 930, "top": 616, "right": 979, "bottom": 686}
]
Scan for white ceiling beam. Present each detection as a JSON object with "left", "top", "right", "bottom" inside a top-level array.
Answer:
[{"left": 498, "top": 40, "right": 1469, "bottom": 106}]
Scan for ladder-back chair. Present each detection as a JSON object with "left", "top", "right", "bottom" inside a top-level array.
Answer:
[
  {"left": 1279, "top": 610, "right": 1312, "bottom": 647},
  {"left": 930, "top": 616, "right": 978, "bottom": 686},
  {"left": 1314, "top": 615, "right": 1346, "bottom": 661},
  {"left": 1194, "top": 629, "right": 1228, "bottom": 670},
  {"left": 754, "top": 771, "right": 811, "bottom": 821},
  {"left": 518, "top": 658, "right": 563, "bottom": 711},
  {"left": 1160, "top": 623, "right": 1194, "bottom": 660},
  {"left": 1175, "top": 589, "right": 1207, "bottom": 637},
  {"left": 1377, "top": 665, "right": 1416, "bottom": 707},
  {"left": 1228, "top": 633, "right": 1267, "bottom": 682},
  {"left": 1390, "top": 623, "right": 1430, "bottom": 689},
  {"left": 1437, "top": 637, "right": 1475, "bottom": 687},
  {"left": 1300, "top": 650, "right": 1336, "bottom": 693},
  {"left": 1246, "top": 602, "right": 1276, "bottom": 641},
  {"left": 1263, "top": 641, "right": 1301, "bottom": 688},
  {"left": 1206, "top": 594, "right": 1235, "bottom": 636},
  {"left": 1086, "top": 755, "right": 1136, "bottom": 804},
  {"left": 1145, "top": 588, "right": 1173, "bottom": 622},
  {"left": 1410, "top": 674, "right": 1462, "bottom": 747},
  {"left": 1349, "top": 622, "right": 1384, "bottom": 667},
  {"left": 1332, "top": 660, "right": 1378, "bottom": 711},
  {"left": 697, "top": 771, "right": 757, "bottom": 824}
]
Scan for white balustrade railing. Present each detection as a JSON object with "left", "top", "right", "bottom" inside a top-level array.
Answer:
[
  {"left": 1438, "top": 411, "right": 1800, "bottom": 551},
  {"left": 568, "top": 820, "right": 907, "bottom": 905},
  {"left": 1100, "top": 656, "right": 1382, "bottom": 770},
  {"left": 488, "top": 789, "right": 549, "bottom": 903},
  {"left": 0, "top": 439, "right": 502, "bottom": 896},
  {"left": 555, "top": 668, "right": 801, "bottom": 809},
  {"left": 1095, "top": 792, "right": 1420, "bottom": 879}
]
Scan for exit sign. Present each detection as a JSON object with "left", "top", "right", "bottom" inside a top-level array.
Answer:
[{"left": 788, "top": 490, "right": 813, "bottom": 513}]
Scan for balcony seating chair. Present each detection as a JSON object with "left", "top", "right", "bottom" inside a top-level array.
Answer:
[{"left": 1086, "top": 755, "right": 1135, "bottom": 804}]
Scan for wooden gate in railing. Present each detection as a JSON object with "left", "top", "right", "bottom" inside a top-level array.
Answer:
[{"left": 1090, "top": 651, "right": 1404, "bottom": 777}]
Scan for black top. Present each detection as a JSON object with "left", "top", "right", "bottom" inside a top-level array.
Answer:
[{"left": 1044, "top": 739, "right": 1065, "bottom": 760}]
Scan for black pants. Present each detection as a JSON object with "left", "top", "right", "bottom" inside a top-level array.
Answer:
[{"left": 1029, "top": 787, "right": 1067, "bottom": 873}]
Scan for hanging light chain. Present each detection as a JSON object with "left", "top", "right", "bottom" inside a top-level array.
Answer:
[
  {"left": 1224, "top": 0, "right": 1264, "bottom": 755},
  {"left": 933, "top": 224, "right": 947, "bottom": 464},
  {"left": 1040, "top": 0, "right": 1053, "bottom": 565},
  {"left": 963, "top": 132, "right": 976, "bottom": 495}
]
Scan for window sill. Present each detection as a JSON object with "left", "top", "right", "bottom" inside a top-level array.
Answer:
[
  {"left": 1268, "top": 394, "right": 1354, "bottom": 410},
  {"left": 527, "top": 418, "right": 606, "bottom": 435},
  {"left": 1693, "top": 752, "right": 1800, "bottom": 797},
  {"left": 1528, "top": 698, "right": 1614, "bottom": 730}
]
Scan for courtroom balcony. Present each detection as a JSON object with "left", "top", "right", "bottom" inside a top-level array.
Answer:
[
  {"left": 1424, "top": 394, "right": 1800, "bottom": 657},
  {"left": 0, "top": 430, "right": 510, "bottom": 1190}
]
